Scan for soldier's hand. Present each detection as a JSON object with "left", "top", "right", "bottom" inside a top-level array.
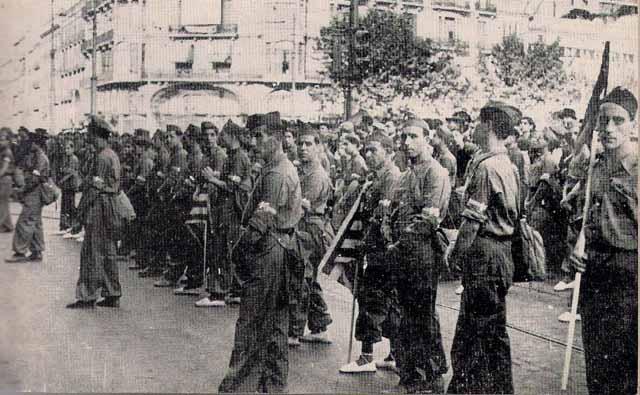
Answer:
[
  {"left": 301, "top": 198, "right": 311, "bottom": 210},
  {"left": 93, "top": 176, "right": 104, "bottom": 189},
  {"left": 202, "top": 167, "right": 217, "bottom": 183},
  {"left": 229, "top": 175, "right": 241, "bottom": 184}
]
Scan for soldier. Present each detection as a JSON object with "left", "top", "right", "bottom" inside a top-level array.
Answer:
[
  {"left": 196, "top": 120, "right": 252, "bottom": 307},
  {"left": 383, "top": 119, "right": 450, "bottom": 393},
  {"left": 574, "top": 87, "right": 637, "bottom": 394},
  {"left": 283, "top": 126, "right": 299, "bottom": 163},
  {"left": 288, "top": 126, "right": 334, "bottom": 347},
  {"left": 339, "top": 131, "right": 402, "bottom": 374},
  {"left": 0, "top": 128, "right": 15, "bottom": 233},
  {"left": 446, "top": 110, "right": 473, "bottom": 186},
  {"left": 5, "top": 129, "right": 50, "bottom": 263},
  {"left": 55, "top": 139, "right": 80, "bottom": 234},
  {"left": 218, "top": 112, "right": 303, "bottom": 393},
  {"left": 447, "top": 102, "right": 522, "bottom": 394},
  {"left": 66, "top": 117, "right": 122, "bottom": 308},
  {"left": 332, "top": 133, "right": 368, "bottom": 230}
]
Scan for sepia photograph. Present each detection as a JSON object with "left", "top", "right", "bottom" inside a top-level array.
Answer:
[{"left": 0, "top": 0, "right": 637, "bottom": 393}]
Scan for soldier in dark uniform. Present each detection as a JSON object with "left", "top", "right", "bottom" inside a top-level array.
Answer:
[
  {"left": 447, "top": 103, "right": 522, "bottom": 394},
  {"left": 574, "top": 87, "right": 637, "bottom": 395},
  {"left": 383, "top": 119, "right": 451, "bottom": 393},
  {"left": 218, "top": 112, "right": 303, "bottom": 393},
  {"left": 6, "top": 129, "right": 50, "bottom": 263},
  {"left": 339, "top": 131, "right": 402, "bottom": 374},
  {"left": 288, "top": 126, "right": 334, "bottom": 347},
  {"left": 197, "top": 120, "right": 252, "bottom": 307},
  {"left": 66, "top": 117, "right": 122, "bottom": 308}
]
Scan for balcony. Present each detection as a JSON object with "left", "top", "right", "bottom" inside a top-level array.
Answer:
[
  {"left": 432, "top": 0, "right": 471, "bottom": 13},
  {"left": 81, "top": 0, "right": 114, "bottom": 20},
  {"left": 80, "top": 29, "right": 114, "bottom": 54},
  {"left": 168, "top": 24, "right": 239, "bottom": 40}
]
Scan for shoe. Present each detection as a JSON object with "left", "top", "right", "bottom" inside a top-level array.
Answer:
[
  {"left": 226, "top": 296, "right": 241, "bottom": 305},
  {"left": 339, "top": 355, "right": 377, "bottom": 373},
  {"left": 5, "top": 253, "right": 28, "bottom": 263},
  {"left": 71, "top": 231, "right": 84, "bottom": 239},
  {"left": 66, "top": 300, "right": 95, "bottom": 309},
  {"left": 554, "top": 280, "right": 575, "bottom": 292},
  {"left": 558, "top": 312, "right": 581, "bottom": 323},
  {"left": 75, "top": 236, "right": 84, "bottom": 243},
  {"left": 139, "top": 268, "right": 163, "bottom": 278},
  {"left": 300, "top": 331, "right": 332, "bottom": 344},
  {"left": 96, "top": 298, "right": 120, "bottom": 308},
  {"left": 455, "top": 285, "right": 464, "bottom": 295},
  {"left": 54, "top": 228, "right": 71, "bottom": 236},
  {"left": 375, "top": 355, "right": 397, "bottom": 371},
  {"left": 154, "top": 279, "right": 173, "bottom": 287},
  {"left": 288, "top": 337, "right": 301, "bottom": 347},
  {"left": 174, "top": 286, "right": 201, "bottom": 295},
  {"left": 62, "top": 232, "right": 75, "bottom": 239},
  {"left": 27, "top": 253, "right": 42, "bottom": 262},
  {"left": 195, "top": 297, "right": 226, "bottom": 307}
]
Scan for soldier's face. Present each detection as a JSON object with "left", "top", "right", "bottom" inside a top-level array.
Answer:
[
  {"left": 519, "top": 120, "right": 532, "bottom": 133},
  {"left": 255, "top": 130, "right": 279, "bottom": 161},
  {"left": 403, "top": 126, "right": 427, "bottom": 158},
  {"left": 364, "top": 141, "right": 387, "bottom": 170},
  {"left": 298, "top": 135, "right": 317, "bottom": 163},
  {"left": 284, "top": 131, "right": 295, "bottom": 149},
  {"left": 597, "top": 103, "right": 633, "bottom": 151},
  {"left": 205, "top": 129, "right": 218, "bottom": 147}
]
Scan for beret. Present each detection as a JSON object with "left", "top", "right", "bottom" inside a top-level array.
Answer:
[
  {"left": 166, "top": 124, "right": 182, "bottom": 135},
  {"left": 201, "top": 121, "right": 216, "bottom": 131},
  {"left": 403, "top": 118, "right": 431, "bottom": 132},
  {"left": 559, "top": 108, "right": 577, "bottom": 120},
  {"left": 221, "top": 119, "right": 245, "bottom": 137},
  {"left": 600, "top": 86, "right": 638, "bottom": 120},
  {"left": 480, "top": 101, "right": 522, "bottom": 136}
]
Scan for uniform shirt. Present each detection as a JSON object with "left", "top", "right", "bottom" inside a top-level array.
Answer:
[
  {"left": 243, "top": 151, "right": 302, "bottom": 230},
  {"left": 299, "top": 160, "right": 332, "bottom": 216},
  {"left": 170, "top": 145, "right": 188, "bottom": 174},
  {"left": 215, "top": 147, "right": 253, "bottom": 225},
  {"left": 95, "top": 147, "right": 121, "bottom": 194},
  {"left": 137, "top": 151, "right": 155, "bottom": 182},
  {"left": 391, "top": 155, "right": 451, "bottom": 229},
  {"left": 340, "top": 153, "right": 368, "bottom": 185},
  {"left": 461, "top": 149, "right": 520, "bottom": 237},
  {"left": 24, "top": 149, "right": 50, "bottom": 192},
  {"left": 59, "top": 153, "right": 79, "bottom": 191},
  {"left": 157, "top": 145, "right": 171, "bottom": 174},
  {"left": 434, "top": 145, "right": 457, "bottom": 188},
  {"left": 209, "top": 145, "right": 227, "bottom": 174},
  {"left": 585, "top": 143, "right": 637, "bottom": 251}
]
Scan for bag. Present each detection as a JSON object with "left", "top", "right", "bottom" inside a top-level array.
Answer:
[
  {"left": 40, "top": 181, "right": 60, "bottom": 206},
  {"left": 115, "top": 191, "right": 136, "bottom": 222},
  {"left": 512, "top": 216, "right": 546, "bottom": 282}
]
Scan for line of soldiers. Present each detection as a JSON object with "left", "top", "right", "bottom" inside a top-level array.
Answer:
[{"left": 0, "top": 85, "right": 636, "bottom": 394}]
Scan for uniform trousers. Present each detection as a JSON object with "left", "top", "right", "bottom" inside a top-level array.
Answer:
[
  {"left": 581, "top": 248, "right": 637, "bottom": 395},
  {"left": 219, "top": 230, "right": 293, "bottom": 393},
  {"left": 0, "top": 176, "right": 13, "bottom": 232},
  {"left": 12, "top": 189, "right": 45, "bottom": 255},
  {"left": 59, "top": 189, "right": 76, "bottom": 231},
  {"left": 448, "top": 235, "right": 514, "bottom": 394}
]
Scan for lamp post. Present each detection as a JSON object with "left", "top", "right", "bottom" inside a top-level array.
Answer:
[
  {"left": 49, "top": 0, "right": 56, "bottom": 133},
  {"left": 90, "top": 0, "right": 97, "bottom": 116}
]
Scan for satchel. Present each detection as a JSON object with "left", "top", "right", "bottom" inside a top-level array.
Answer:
[
  {"left": 40, "top": 181, "right": 60, "bottom": 206},
  {"left": 512, "top": 216, "right": 546, "bottom": 282}
]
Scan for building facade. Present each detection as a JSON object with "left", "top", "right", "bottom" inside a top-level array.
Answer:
[{"left": 0, "top": 0, "right": 636, "bottom": 133}]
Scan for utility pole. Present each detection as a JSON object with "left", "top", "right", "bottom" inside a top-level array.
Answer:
[
  {"left": 90, "top": 0, "right": 97, "bottom": 116},
  {"left": 345, "top": 0, "right": 357, "bottom": 120},
  {"left": 291, "top": 3, "right": 297, "bottom": 112},
  {"left": 49, "top": 0, "right": 56, "bottom": 133}
]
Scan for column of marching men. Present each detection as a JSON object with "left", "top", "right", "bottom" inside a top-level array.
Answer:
[{"left": 0, "top": 86, "right": 636, "bottom": 394}]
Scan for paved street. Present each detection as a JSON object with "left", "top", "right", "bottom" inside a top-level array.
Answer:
[{"left": 0, "top": 203, "right": 587, "bottom": 394}]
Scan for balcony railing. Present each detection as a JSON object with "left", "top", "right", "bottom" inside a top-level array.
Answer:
[
  {"left": 475, "top": 1, "right": 497, "bottom": 13},
  {"left": 80, "top": 29, "right": 114, "bottom": 53},
  {"left": 81, "top": 0, "right": 114, "bottom": 20},
  {"left": 168, "top": 24, "right": 239, "bottom": 39},
  {"left": 432, "top": 0, "right": 471, "bottom": 11}
]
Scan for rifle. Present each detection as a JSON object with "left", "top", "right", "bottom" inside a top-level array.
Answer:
[{"left": 561, "top": 40, "right": 610, "bottom": 391}]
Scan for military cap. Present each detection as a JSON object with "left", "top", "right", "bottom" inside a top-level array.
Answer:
[
  {"left": 446, "top": 110, "right": 472, "bottom": 125},
  {"left": 341, "top": 133, "right": 361, "bottom": 147},
  {"left": 18, "top": 126, "right": 30, "bottom": 134},
  {"left": 403, "top": 118, "right": 431, "bottom": 132},
  {"left": 221, "top": 119, "right": 245, "bottom": 137},
  {"left": 87, "top": 116, "right": 112, "bottom": 139},
  {"left": 600, "top": 86, "right": 638, "bottom": 120},
  {"left": 480, "top": 101, "right": 522, "bottom": 137},
  {"left": 425, "top": 118, "right": 444, "bottom": 131},
  {"left": 166, "top": 124, "right": 182, "bottom": 135},
  {"left": 365, "top": 130, "right": 394, "bottom": 151},
  {"left": 558, "top": 108, "right": 577, "bottom": 120},
  {"left": 245, "top": 114, "right": 263, "bottom": 131},
  {"left": 134, "top": 128, "right": 153, "bottom": 146},
  {"left": 201, "top": 121, "right": 217, "bottom": 131}
]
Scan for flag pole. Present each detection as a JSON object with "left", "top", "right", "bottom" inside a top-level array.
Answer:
[{"left": 346, "top": 261, "right": 359, "bottom": 364}]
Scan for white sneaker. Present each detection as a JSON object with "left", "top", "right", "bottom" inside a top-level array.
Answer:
[
  {"left": 339, "top": 357, "right": 377, "bottom": 373},
  {"left": 75, "top": 236, "right": 84, "bottom": 243},
  {"left": 558, "top": 312, "right": 581, "bottom": 323},
  {"left": 195, "top": 297, "right": 226, "bottom": 307},
  {"left": 300, "top": 331, "right": 332, "bottom": 344},
  {"left": 554, "top": 280, "right": 575, "bottom": 292},
  {"left": 71, "top": 231, "right": 84, "bottom": 239},
  {"left": 62, "top": 232, "right": 75, "bottom": 239},
  {"left": 54, "top": 229, "right": 71, "bottom": 236},
  {"left": 288, "top": 337, "right": 301, "bottom": 347},
  {"left": 375, "top": 358, "right": 397, "bottom": 371},
  {"left": 455, "top": 285, "right": 464, "bottom": 295}
]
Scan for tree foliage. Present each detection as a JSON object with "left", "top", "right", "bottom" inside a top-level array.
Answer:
[{"left": 491, "top": 34, "right": 566, "bottom": 89}]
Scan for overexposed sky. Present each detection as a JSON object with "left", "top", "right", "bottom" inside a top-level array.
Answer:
[{"left": 0, "top": 0, "right": 77, "bottom": 64}]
